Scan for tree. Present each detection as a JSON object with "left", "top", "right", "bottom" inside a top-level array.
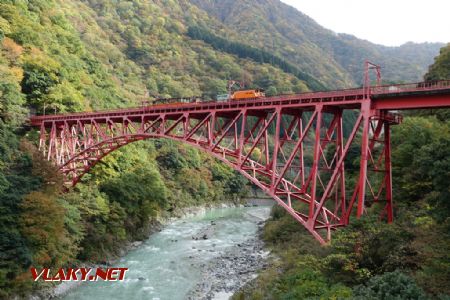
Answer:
[
  {"left": 425, "top": 44, "right": 450, "bottom": 81},
  {"left": 391, "top": 117, "right": 450, "bottom": 219},
  {"left": 0, "top": 74, "right": 26, "bottom": 126},
  {"left": 20, "top": 191, "right": 74, "bottom": 267},
  {"left": 353, "top": 270, "right": 427, "bottom": 300},
  {"left": 100, "top": 165, "right": 167, "bottom": 232},
  {"left": 21, "top": 57, "right": 60, "bottom": 107}
]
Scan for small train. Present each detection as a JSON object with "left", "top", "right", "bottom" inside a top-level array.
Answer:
[
  {"left": 217, "top": 89, "right": 265, "bottom": 101},
  {"left": 141, "top": 96, "right": 201, "bottom": 108},
  {"left": 145, "top": 89, "right": 265, "bottom": 107},
  {"left": 153, "top": 96, "right": 202, "bottom": 105},
  {"left": 230, "top": 88, "right": 265, "bottom": 100}
]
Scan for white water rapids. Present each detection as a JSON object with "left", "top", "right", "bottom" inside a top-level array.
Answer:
[{"left": 61, "top": 205, "right": 271, "bottom": 300}]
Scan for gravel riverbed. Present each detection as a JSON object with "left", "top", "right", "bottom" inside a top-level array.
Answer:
[{"left": 186, "top": 221, "right": 270, "bottom": 300}]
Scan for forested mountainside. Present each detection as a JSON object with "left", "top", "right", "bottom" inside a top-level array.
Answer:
[
  {"left": 234, "top": 46, "right": 450, "bottom": 300},
  {"left": 426, "top": 44, "right": 450, "bottom": 81},
  {"left": 190, "top": 0, "right": 443, "bottom": 87},
  {"left": 0, "top": 0, "right": 447, "bottom": 298}
]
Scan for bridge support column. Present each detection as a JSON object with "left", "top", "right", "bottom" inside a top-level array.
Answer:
[
  {"left": 270, "top": 108, "right": 282, "bottom": 192},
  {"left": 336, "top": 111, "right": 346, "bottom": 220},
  {"left": 384, "top": 122, "right": 394, "bottom": 223},
  {"left": 357, "top": 103, "right": 370, "bottom": 218},
  {"left": 309, "top": 105, "right": 323, "bottom": 220}
]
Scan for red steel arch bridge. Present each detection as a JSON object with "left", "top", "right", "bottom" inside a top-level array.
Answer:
[{"left": 30, "top": 68, "right": 450, "bottom": 244}]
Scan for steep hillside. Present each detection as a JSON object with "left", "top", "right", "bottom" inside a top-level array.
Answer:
[
  {"left": 190, "top": 0, "right": 443, "bottom": 86},
  {"left": 425, "top": 43, "right": 450, "bottom": 80},
  {"left": 423, "top": 43, "right": 450, "bottom": 120},
  {"left": 69, "top": 0, "right": 311, "bottom": 100},
  {"left": 1, "top": 0, "right": 314, "bottom": 117}
]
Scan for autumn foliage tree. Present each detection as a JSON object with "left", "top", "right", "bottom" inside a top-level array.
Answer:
[{"left": 20, "top": 192, "right": 73, "bottom": 267}]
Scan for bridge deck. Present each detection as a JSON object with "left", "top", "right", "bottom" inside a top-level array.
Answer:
[{"left": 30, "top": 80, "right": 450, "bottom": 127}]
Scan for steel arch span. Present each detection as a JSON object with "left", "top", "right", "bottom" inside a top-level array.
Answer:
[
  {"left": 31, "top": 79, "right": 450, "bottom": 244},
  {"left": 34, "top": 104, "right": 400, "bottom": 244}
]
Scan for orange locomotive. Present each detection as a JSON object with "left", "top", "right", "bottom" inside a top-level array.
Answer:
[{"left": 230, "top": 88, "right": 265, "bottom": 100}]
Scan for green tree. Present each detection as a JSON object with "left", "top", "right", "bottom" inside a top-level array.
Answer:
[
  {"left": 353, "top": 270, "right": 427, "bottom": 300},
  {"left": 100, "top": 165, "right": 167, "bottom": 233},
  {"left": 425, "top": 44, "right": 450, "bottom": 81}
]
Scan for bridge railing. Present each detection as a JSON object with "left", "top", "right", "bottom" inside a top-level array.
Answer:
[
  {"left": 265, "top": 88, "right": 365, "bottom": 101},
  {"left": 30, "top": 88, "right": 368, "bottom": 123},
  {"left": 30, "top": 80, "right": 450, "bottom": 124},
  {"left": 371, "top": 80, "right": 450, "bottom": 95}
]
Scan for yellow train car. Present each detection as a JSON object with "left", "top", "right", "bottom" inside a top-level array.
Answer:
[{"left": 230, "top": 89, "right": 265, "bottom": 100}]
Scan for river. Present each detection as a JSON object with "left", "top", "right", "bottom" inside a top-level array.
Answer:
[{"left": 61, "top": 205, "right": 272, "bottom": 300}]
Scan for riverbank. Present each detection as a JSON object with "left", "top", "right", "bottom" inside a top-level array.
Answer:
[{"left": 186, "top": 223, "right": 270, "bottom": 300}]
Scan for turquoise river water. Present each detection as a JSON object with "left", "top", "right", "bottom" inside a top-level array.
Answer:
[{"left": 61, "top": 205, "right": 271, "bottom": 300}]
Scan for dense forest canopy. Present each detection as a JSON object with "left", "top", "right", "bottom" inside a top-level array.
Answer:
[{"left": 0, "top": 0, "right": 447, "bottom": 298}]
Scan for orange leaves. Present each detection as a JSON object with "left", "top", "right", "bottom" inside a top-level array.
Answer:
[
  {"left": 1, "top": 37, "right": 23, "bottom": 62},
  {"left": 20, "top": 191, "right": 69, "bottom": 268},
  {"left": 19, "top": 140, "right": 64, "bottom": 194},
  {"left": 20, "top": 191, "right": 63, "bottom": 242}
]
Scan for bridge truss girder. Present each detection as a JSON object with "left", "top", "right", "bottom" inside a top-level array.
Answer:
[{"left": 38, "top": 103, "right": 400, "bottom": 244}]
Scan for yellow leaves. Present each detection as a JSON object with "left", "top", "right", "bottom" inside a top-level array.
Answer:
[
  {"left": 170, "top": 20, "right": 186, "bottom": 34},
  {"left": 0, "top": 16, "right": 11, "bottom": 35},
  {"left": 0, "top": 64, "right": 18, "bottom": 82},
  {"left": 155, "top": 16, "right": 166, "bottom": 28},
  {"left": 178, "top": 167, "right": 203, "bottom": 189},
  {"left": 413, "top": 216, "right": 435, "bottom": 230},
  {"left": 79, "top": 71, "right": 94, "bottom": 85},
  {"left": 293, "top": 80, "right": 309, "bottom": 93},
  {"left": 244, "top": 145, "right": 262, "bottom": 161},
  {"left": 44, "top": 80, "right": 86, "bottom": 112},
  {"left": 91, "top": 154, "right": 121, "bottom": 182},
  {"left": 10, "top": 66, "right": 23, "bottom": 82},
  {"left": 22, "top": 47, "right": 61, "bottom": 71}
]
